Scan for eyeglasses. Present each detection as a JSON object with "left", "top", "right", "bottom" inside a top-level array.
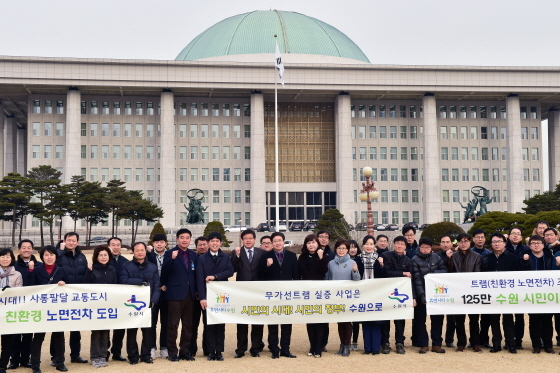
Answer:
[
  {"left": 404, "top": 234, "right": 415, "bottom": 238},
  {"left": 318, "top": 235, "right": 329, "bottom": 239},
  {"left": 261, "top": 242, "right": 272, "bottom": 245},
  {"left": 530, "top": 242, "right": 544, "bottom": 245},
  {"left": 491, "top": 240, "right": 504, "bottom": 244},
  {"left": 509, "top": 232, "right": 521, "bottom": 236}
]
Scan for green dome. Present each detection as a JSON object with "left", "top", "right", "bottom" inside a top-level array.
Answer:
[{"left": 175, "top": 10, "right": 370, "bottom": 63}]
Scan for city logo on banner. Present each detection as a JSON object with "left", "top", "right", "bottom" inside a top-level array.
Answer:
[
  {"left": 124, "top": 295, "right": 146, "bottom": 311},
  {"left": 388, "top": 288, "right": 409, "bottom": 304},
  {"left": 215, "top": 293, "right": 230, "bottom": 303}
]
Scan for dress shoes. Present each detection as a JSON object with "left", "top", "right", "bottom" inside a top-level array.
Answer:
[
  {"left": 129, "top": 360, "right": 138, "bottom": 365},
  {"left": 7, "top": 364, "right": 19, "bottom": 370},
  {"left": 508, "top": 347, "right": 517, "bottom": 354},
  {"left": 112, "top": 354, "right": 127, "bottom": 362},
  {"left": 250, "top": 352, "right": 260, "bottom": 357},
  {"left": 489, "top": 347, "right": 502, "bottom": 353},
  {"left": 234, "top": 353, "right": 244, "bottom": 358},
  {"left": 179, "top": 353, "right": 195, "bottom": 361},
  {"left": 168, "top": 355, "right": 179, "bottom": 362},
  {"left": 271, "top": 353, "right": 279, "bottom": 359},
  {"left": 141, "top": 358, "right": 153, "bottom": 364},
  {"left": 545, "top": 348, "right": 555, "bottom": 354},
  {"left": 215, "top": 354, "right": 224, "bottom": 361},
  {"left": 472, "top": 345, "right": 482, "bottom": 353},
  {"left": 55, "top": 365, "right": 68, "bottom": 372},
  {"left": 31, "top": 367, "right": 42, "bottom": 373},
  {"left": 532, "top": 348, "right": 541, "bottom": 354},
  {"left": 70, "top": 357, "right": 88, "bottom": 364},
  {"left": 280, "top": 352, "right": 296, "bottom": 358},
  {"left": 207, "top": 354, "right": 216, "bottom": 361}
]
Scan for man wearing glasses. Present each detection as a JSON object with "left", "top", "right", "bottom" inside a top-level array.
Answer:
[
  {"left": 260, "top": 236, "right": 273, "bottom": 252},
  {"left": 481, "top": 233, "right": 529, "bottom": 353},
  {"left": 522, "top": 235, "right": 555, "bottom": 353}
]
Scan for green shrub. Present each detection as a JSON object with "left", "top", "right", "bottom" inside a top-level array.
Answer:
[
  {"left": 315, "top": 208, "right": 350, "bottom": 241},
  {"left": 421, "top": 222, "right": 465, "bottom": 243},
  {"left": 148, "top": 222, "right": 166, "bottom": 246},
  {"left": 203, "top": 221, "right": 229, "bottom": 247}
]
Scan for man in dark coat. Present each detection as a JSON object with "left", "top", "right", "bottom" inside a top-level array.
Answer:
[
  {"left": 55, "top": 232, "right": 88, "bottom": 364},
  {"left": 260, "top": 232, "right": 299, "bottom": 359},
  {"left": 106, "top": 237, "right": 129, "bottom": 361},
  {"left": 231, "top": 229, "right": 265, "bottom": 358},
  {"left": 121, "top": 242, "right": 160, "bottom": 364},
  {"left": 147, "top": 233, "right": 169, "bottom": 359},
  {"left": 9, "top": 239, "right": 42, "bottom": 369},
  {"left": 160, "top": 228, "right": 198, "bottom": 362},
  {"left": 196, "top": 232, "right": 234, "bottom": 361},
  {"left": 188, "top": 236, "right": 208, "bottom": 357}
]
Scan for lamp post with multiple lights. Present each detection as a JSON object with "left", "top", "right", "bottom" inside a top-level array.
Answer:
[{"left": 358, "top": 166, "right": 380, "bottom": 236}]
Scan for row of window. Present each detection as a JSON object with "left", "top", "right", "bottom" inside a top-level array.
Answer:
[
  {"left": 441, "top": 168, "right": 540, "bottom": 182},
  {"left": 77, "top": 167, "right": 252, "bottom": 183},
  {"left": 32, "top": 100, "right": 251, "bottom": 117},
  {"left": 74, "top": 145, "right": 251, "bottom": 161},
  {"left": 350, "top": 104, "right": 538, "bottom": 120},
  {"left": 352, "top": 168, "right": 419, "bottom": 182},
  {"left": 440, "top": 147, "right": 539, "bottom": 161},
  {"left": 351, "top": 125, "right": 539, "bottom": 140}
]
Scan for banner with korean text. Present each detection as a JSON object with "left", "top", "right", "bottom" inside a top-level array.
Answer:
[
  {"left": 206, "top": 278, "right": 413, "bottom": 325},
  {"left": 425, "top": 271, "right": 560, "bottom": 315},
  {"left": 0, "top": 284, "right": 151, "bottom": 335}
]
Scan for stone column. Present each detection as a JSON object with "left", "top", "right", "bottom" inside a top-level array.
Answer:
[
  {"left": 422, "top": 93, "right": 441, "bottom": 224},
  {"left": 16, "top": 127, "right": 26, "bottom": 175},
  {"left": 506, "top": 94, "right": 524, "bottom": 213},
  {"left": 65, "top": 88, "right": 81, "bottom": 184},
  {"left": 335, "top": 93, "right": 353, "bottom": 221},
  {"left": 0, "top": 107, "right": 4, "bottom": 177},
  {"left": 4, "top": 116, "right": 17, "bottom": 174},
  {"left": 159, "top": 90, "right": 177, "bottom": 228},
  {"left": 548, "top": 109, "right": 560, "bottom": 190},
  {"left": 250, "top": 92, "right": 266, "bottom": 226}
]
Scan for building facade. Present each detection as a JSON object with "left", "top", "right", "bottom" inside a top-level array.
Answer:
[{"left": 0, "top": 10, "right": 558, "bottom": 231}]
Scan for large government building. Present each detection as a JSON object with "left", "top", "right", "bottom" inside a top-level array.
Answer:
[{"left": 1, "top": 10, "right": 559, "bottom": 231}]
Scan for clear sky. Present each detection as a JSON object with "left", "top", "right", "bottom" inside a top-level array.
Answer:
[{"left": 2, "top": 0, "right": 559, "bottom": 66}]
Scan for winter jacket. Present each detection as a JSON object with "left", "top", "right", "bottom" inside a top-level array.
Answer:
[
  {"left": 298, "top": 252, "right": 329, "bottom": 280},
  {"left": 472, "top": 246, "right": 492, "bottom": 257},
  {"left": 322, "top": 245, "right": 336, "bottom": 262},
  {"left": 506, "top": 242, "right": 530, "bottom": 257},
  {"left": 523, "top": 250, "right": 554, "bottom": 271},
  {"left": 411, "top": 252, "right": 447, "bottom": 303},
  {"left": 553, "top": 251, "right": 560, "bottom": 270},
  {"left": 450, "top": 249, "right": 481, "bottom": 273},
  {"left": 120, "top": 259, "right": 160, "bottom": 304},
  {"left": 195, "top": 250, "right": 234, "bottom": 301},
  {"left": 382, "top": 250, "right": 413, "bottom": 278},
  {"left": 56, "top": 247, "right": 88, "bottom": 284},
  {"left": 325, "top": 254, "right": 360, "bottom": 281},
  {"left": 481, "top": 250, "right": 529, "bottom": 272},
  {"left": 83, "top": 263, "right": 118, "bottom": 285},
  {"left": 406, "top": 241, "right": 419, "bottom": 259},
  {"left": 108, "top": 254, "right": 129, "bottom": 283},
  {"left": 14, "top": 255, "right": 43, "bottom": 286},
  {"left": 1, "top": 267, "right": 23, "bottom": 288},
  {"left": 32, "top": 265, "right": 69, "bottom": 286}
]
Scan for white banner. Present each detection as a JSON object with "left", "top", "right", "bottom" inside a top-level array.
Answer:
[
  {"left": 425, "top": 271, "right": 560, "bottom": 315},
  {"left": 206, "top": 278, "right": 413, "bottom": 325},
  {"left": 0, "top": 284, "right": 151, "bottom": 335}
]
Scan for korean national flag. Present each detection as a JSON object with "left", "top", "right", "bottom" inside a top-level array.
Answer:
[{"left": 275, "top": 42, "right": 285, "bottom": 86}]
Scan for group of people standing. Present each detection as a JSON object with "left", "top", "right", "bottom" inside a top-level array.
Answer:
[{"left": 1, "top": 222, "right": 560, "bottom": 373}]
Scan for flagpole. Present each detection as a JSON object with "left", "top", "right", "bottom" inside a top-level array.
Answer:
[{"left": 274, "top": 35, "right": 280, "bottom": 232}]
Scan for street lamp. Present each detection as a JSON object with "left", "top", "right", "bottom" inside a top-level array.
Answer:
[{"left": 358, "top": 166, "right": 380, "bottom": 236}]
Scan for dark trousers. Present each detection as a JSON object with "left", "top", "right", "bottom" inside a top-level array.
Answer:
[
  {"left": 413, "top": 302, "right": 444, "bottom": 347},
  {"left": 479, "top": 314, "right": 491, "bottom": 345},
  {"left": 445, "top": 315, "right": 456, "bottom": 344},
  {"left": 32, "top": 332, "right": 65, "bottom": 367},
  {"left": 150, "top": 297, "right": 168, "bottom": 350},
  {"left": 529, "top": 313, "right": 553, "bottom": 349},
  {"left": 555, "top": 314, "right": 560, "bottom": 343},
  {"left": 514, "top": 313, "right": 525, "bottom": 345},
  {"left": 50, "top": 330, "right": 80, "bottom": 359},
  {"left": 189, "top": 300, "right": 206, "bottom": 356},
  {"left": 126, "top": 328, "right": 152, "bottom": 362},
  {"left": 381, "top": 321, "right": 390, "bottom": 344},
  {"left": 362, "top": 321, "right": 382, "bottom": 353},
  {"left": 351, "top": 322, "right": 360, "bottom": 343},
  {"left": 306, "top": 323, "right": 325, "bottom": 356},
  {"left": 337, "top": 322, "right": 352, "bottom": 345},
  {"left": 90, "top": 330, "right": 109, "bottom": 360},
  {"left": 235, "top": 324, "right": 264, "bottom": 355},
  {"left": 489, "top": 314, "right": 515, "bottom": 348},
  {"left": 393, "top": 320, "right": 406, "bottom": 344},
  {"left": 9, "top": 333, "right": 32, "bottom": 366},
  {"left": 167, "top": 295, "right": 194, "bottom": 357},
  {"left": 1, "top": 335, "right": 12, "bottom": 369},
  {"left": 455, "top": 314, "right": 480, "bottom": 347},
  {"left": 109, "top": 329, "right": 125, "bottom": 356},
  {"left": 206, "top": 324, "right": 225, "bottom": 355},
  {"left": 267, "top": 324, "right": 292, "bottom": 354},
  {"left": 321, "top": 323, "right": 329, "bottom": 349}
]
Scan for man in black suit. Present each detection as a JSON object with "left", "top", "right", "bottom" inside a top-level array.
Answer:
[
  {"left": 231, "top": 229, "right": 264, "bottom": 358},
  {"left": 261, "top": 232, "right": 299, "bottom": 359},
  {"left": 189, "top": 236, "right": 209, "bottom": 357},
  {"left": 196, "top": 232, "right": 234, "bottom": 361},
  {"left": 106, "top": 237, "right": 129, "bottom": 361}
]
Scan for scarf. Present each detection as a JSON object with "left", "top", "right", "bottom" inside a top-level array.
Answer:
[
  {"left": 360, "top": 251, "right": 378, "bottom": 280},
  {"left": 44, "top": 263, "right": 55, "bottom": 275},
  {"left": 0, "top": 266, "right": 14, "bottom": 288}
]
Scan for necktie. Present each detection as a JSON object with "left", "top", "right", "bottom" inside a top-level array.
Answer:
[
  {"left": 212, "top": 254, "right": 217, "bottom": 262},
  {"left": 248, "top": 249, "right": 253, "bottom": 263},
  {"left": 278, "top": 252, "right": 283, "bottom": 264}
]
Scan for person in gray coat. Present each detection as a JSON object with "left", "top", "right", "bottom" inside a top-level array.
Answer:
[{"left": 325, "top": 239, "right": 360, "bottom": 357}]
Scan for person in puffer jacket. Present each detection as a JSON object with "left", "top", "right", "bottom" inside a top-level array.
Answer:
[
  {"left": 325, "top": 238, "right": 360, "bottom": 357},
  {"left": 121, "top": 242, "right": 160, "bottom": 365},
  {"left": 411, "top": 237, "right": 447, "bottom": 354},
  {"left": 83, "top": 246, "right": 118, "bottom": 368}
]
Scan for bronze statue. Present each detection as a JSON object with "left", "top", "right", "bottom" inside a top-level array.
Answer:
[
  {"left": 184, "top": 188, "right": 207, "bottom": 224},
  {"left": 458, "top": 186, "right": 492, "bottom": 223},
  {"left": 459, "top": 197, "right": 478, "bottom": 223}
]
